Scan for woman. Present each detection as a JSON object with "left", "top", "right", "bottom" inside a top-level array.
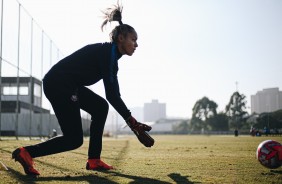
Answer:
[{"left": 12, "top": 3, "right": 154, "bottom": 176}]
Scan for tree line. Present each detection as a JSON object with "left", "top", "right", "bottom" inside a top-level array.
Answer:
[{"left": 173, "top": 91, "right": 282, "bottom": 134}]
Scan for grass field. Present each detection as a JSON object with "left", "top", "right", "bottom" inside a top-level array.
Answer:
[{"left": 0, "top": 135, "right": 282, "bottom": 184}]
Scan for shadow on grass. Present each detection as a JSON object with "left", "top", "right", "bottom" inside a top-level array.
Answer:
[
  {"left": 100, "top": 170, "right": 171, "bottom": 184},
  {"left": 0, "top": 147, "right": 12, "bottom": 154},
  {"left": 7, "top": 167, "right": 117, "bottom": 184},
  {"left": 168, "top": 173, "right": 201, "bottom": 184},
  {"left": 270, "top": 169, "right": 282, "bottom": 174},
  {"left": 0, "top": 148, "right": 78, "bottom": 174},
  {"left": 5, "top": 167, "right": 40, "bottom": 184},
  {"left": 4, "top": 143, "right": 172, "bottom": 184},
  {"left": 7, "top": 168, "right": 177, "bottom": 184},
  {"left": 2, "top": 141, "right": 201, "bottom": 183},
  {"left": 260, "top": 169, "right": 282, "bottom": 176}
]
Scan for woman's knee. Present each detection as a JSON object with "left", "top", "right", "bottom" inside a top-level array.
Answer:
[
  {"left": 63, "top": 132, "right": 83, "bottom": 150},
  {"left": 74, "top": 136, "right": 84, "bottom": 148},
  {"left": 69, "top": 135, "right": 84, "bottom": 149}
]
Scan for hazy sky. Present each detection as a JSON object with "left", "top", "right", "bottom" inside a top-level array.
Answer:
[{"left": 18, "top": 0, "right": 282, "bottom": 118}]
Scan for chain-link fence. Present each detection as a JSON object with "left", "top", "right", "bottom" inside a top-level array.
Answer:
[{"left": 0, "top": 0, "right": 70, "bottom": 139}]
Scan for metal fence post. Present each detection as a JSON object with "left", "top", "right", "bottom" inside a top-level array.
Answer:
[
  {"left": 15, "top": 3, "right": 21, "bottom": 140},
  {"left": 40, "top": 30, "right": 44, "bottom": 138},
  {"left": 29, "top": 18, "right": 33, "bottom": 139},
  {"left": 0, "top": 0, "right": 63, "bottom": 139},
  {"left": 0, "top": 0, "right": 4, "bottom": 140}
]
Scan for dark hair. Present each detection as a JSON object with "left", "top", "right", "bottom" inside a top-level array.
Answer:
[{"left": 101, "top": 1, "right": 135, "bottom": 43}]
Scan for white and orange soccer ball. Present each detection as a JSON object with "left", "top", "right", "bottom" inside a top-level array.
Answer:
[{"left": 256, "top": 140, "right": 282, "bottom": 169}]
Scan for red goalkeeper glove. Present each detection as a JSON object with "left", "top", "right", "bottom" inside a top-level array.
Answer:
[{"left": 126, "top": 116, "right": 154, "bottom": 147}]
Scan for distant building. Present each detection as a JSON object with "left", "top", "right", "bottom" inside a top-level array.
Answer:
[
  {"left": 0, "top": 77, "right": 49, "bottom": 113},
  {"left": 105, "top": 107, "right": 144, "bottom": 133},
  {"left": 251, "top": 87, "right": 282, "bottom": 114},
  {"left": 0, "top": 77, "right": 91, "bottom": 136},
  {"left": 130, "top": 107, "right": 144, "bottom": 122},
  {"left": 144, "top": 99, "right": 166, "bottom": 122},
  {"left": 118, "top": 118, "right": 186, "bottom": 134},
  {"left": 151, "top": 118, "right": 184, "bottom": 134}
]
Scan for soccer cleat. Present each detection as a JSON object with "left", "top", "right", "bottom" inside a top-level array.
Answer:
[
  {"left": 12, "top": 147, "right": 40, "bottom": 175},
  {"left": 86, "top": 159, "right": 113, "bottom": 170}
]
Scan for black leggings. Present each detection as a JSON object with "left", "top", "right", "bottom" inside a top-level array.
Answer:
[{"left": 25, "top": 80, "right": 109, "bottom": 159}]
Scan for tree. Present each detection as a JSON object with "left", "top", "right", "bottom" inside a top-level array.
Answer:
[
  {"left": 272, "top": 109, "right": 282, "bottom": 123},
  {"left": 172, "top": 120, "right": 189, "bottom": 134},
  {"left": 225, "top": 91, "right": 248, "bottom": 130},
  {"left": 255, "top": 110, "right": 282, "bottom": 130},
  {"left": 190, "top": 97, "right": 218, "bottom": 131},
  {"left": 209, "top": 112, "right": 229, "bottom": 131}
]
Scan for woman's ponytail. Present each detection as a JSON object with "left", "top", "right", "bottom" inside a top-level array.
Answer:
[
  {"left": 101, "top": 2, "right": 123, "bottom": 31},
  {"left": 101, "top": 1, "right": 135, "bottom": 43}
]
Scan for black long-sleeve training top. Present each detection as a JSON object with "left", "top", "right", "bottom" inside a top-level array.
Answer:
[{"left": 43, "top": 42, "right": 131, "bottom": 120}]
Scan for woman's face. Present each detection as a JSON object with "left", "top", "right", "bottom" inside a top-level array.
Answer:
[{"left": 117, "top": 30, "right": 138, "bottom": 56}]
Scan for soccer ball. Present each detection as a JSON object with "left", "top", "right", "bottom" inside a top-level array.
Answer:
[{"left": 256, "top": 140, "right": 282, "bottom": 169}]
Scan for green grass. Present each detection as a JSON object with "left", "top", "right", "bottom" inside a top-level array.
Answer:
[{"left": 0, "top": 135, "right": 282, "bottom": 184}]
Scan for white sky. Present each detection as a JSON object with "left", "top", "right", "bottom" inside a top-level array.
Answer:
[{"left": 17, "top": 0, "right": 282, "bottom": 118}]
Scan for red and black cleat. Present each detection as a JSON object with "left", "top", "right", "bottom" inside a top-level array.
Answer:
[
  {"left": 86, "top": 159, "right": 113, "bottom": 170},
  {"left": 12, "top": 147, "right": 40, "bottom": 176}
]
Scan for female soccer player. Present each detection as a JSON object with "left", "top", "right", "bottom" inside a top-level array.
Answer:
[{"left": 12, "top": 3, "right": 154, "bottom": 176}]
